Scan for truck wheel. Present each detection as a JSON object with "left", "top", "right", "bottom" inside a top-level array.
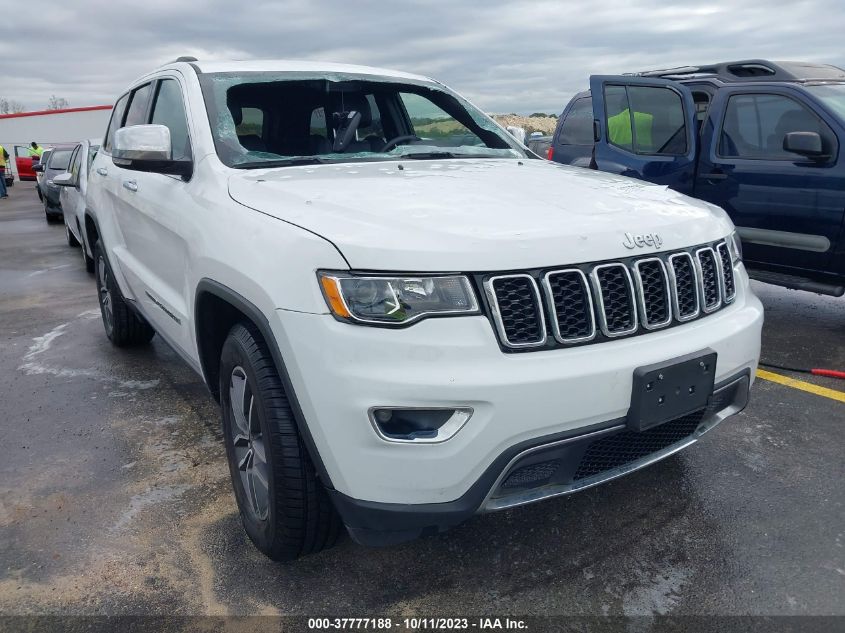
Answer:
[
  {"left": 219, "top": 322, "right": 342, "bottom": 560},
  {"left": 65, "top": 223, "right": 80, "bottom": 247},
  {"left": 93, "top": 241, "right": 155, "bottom": 347}
]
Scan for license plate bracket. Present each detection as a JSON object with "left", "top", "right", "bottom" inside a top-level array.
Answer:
[{"left": 628, "top": 349, "right": 716, "bottom": 432}]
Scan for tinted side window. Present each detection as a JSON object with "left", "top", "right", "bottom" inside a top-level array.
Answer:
[
  {"left": 104, "top": 94, "right": 129, "bottom": 153},
  {"left": 124, "top": 84, "right": 152, "bottom": 128},
  {"left": 719, "top": 93, "right": 835, "bottom": 159},
  {"left": 604, "top": 84, "right": 688, "bottom": 155},
  {"left": 150, "top": 79, "right": 192, "bottom": 161},
  {"left": 559, "top": 97, "right": 593, "bottom": 145},
  {"left": 69, "top": 146, "right": 82, "bottom": 180}
]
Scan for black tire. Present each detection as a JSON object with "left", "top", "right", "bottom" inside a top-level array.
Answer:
[
  {"left": 93, "top": 240, "right": 155, "bottom": 347},
  {"left": 65, "top": 222, "right": 80, "bottom": 247},
  {"left": 82, "top": 242, "right": 95, "bottom": 273},
  {"left": 219, "top": 322, "right": 342, "bottom": 560}
]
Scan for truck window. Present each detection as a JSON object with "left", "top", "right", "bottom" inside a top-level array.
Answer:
[
  {"left": 124, "top": 83, "right": 153, "bottom": 128},
  {"left": 604, "top": 85, "right": 687, "bottom": 155},
  {"left": 719, "top": 93, "right": 836, "bottom": 160},
  {"left": 150, "top": 79, "right": 192, "bottom": 161},
  {"left": 103, "top": 93, "right": 129, "bottom": 153},
  {"left": 559, "top": 97, "right": 594, "bottom": 145}
]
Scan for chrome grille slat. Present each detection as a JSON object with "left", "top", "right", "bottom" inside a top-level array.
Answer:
[
  {"left": 667, "top": 252, "right": 700, "bottom": 321},
  {"left": 695, "top": 247, "right": 722, "bottom": 312},
  {"left": 716, "top": 241, "right": 736, "bottom": 303},
  {"left": 542, "top": 269, "right": 596, "bottom": 343},
  {"left": 484, "top": 274, "right": 546, "bottom": 348},
  {"left": 592, "top": 263, "right": 638, "bottom": 337},
  {"left": 634, "top": 258, "right": 672, "bottom": 330}
]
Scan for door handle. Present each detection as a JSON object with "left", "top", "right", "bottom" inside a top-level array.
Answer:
[
  {"left": 96, "top": 167, "right": 108, "bottom": 177},
  {"left": 700, "top": 172, "right": 727, "bottom": 181},
  {"left": 122, "top": 180, "right": 138, "bottom": 192}
]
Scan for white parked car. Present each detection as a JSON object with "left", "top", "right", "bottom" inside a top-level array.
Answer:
[
  {"left": 56, "top": 139, "right": 100, "bottom": 272},
  {"left": 83, "top": 58, "right": 763, "bottom": 560}
]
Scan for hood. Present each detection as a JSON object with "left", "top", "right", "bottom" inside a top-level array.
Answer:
[{"left": 228, "top": 159, "right": 734, "bottom": 271}]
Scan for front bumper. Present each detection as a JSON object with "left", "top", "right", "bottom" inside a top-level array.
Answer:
[{"left": 269, "top": 270, "right": 763, "bottom": 542}]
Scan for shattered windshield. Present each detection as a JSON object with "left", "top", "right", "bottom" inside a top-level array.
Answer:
[{"left": 198, "top": 71, "right": 527, "bottom": 168}]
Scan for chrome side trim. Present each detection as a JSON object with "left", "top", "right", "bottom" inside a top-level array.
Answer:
[
  {"left": 483, "top": 274, "right": 547, "bottom": 349},
  {"left": 541, "top": 268, "right": 597, "bottom": 344},
  {"left": 633, "top": 257, "right": 673, "bottom": 330},
  {"left": 480, "top": 375, "right": 748, "bottom": 513},
  {"left": 695, "top": 247, "right": 722, "bottom": 313},
  {"left": 591, "top": 263, "right": 638, "bottom": 337},
  {"left": 667, "top": 252, "right": 701, "bottom": 322},
  {"left": 735, "top": 226, "right": 830, "bottom": 253}
]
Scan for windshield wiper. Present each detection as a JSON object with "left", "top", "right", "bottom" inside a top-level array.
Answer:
[
  {"left": 398, "top": 151, "right": 501, "bottom": 160},
  {"left": 232, "top": 157, "right": 328, "bottom": 169}
]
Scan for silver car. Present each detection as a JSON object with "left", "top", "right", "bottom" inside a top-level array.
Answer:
[{"left": 57, "top": 140, "right": 99, "bottom": 272}]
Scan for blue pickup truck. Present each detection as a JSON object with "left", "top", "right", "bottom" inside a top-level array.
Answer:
[{"left": 549, "top": 60, "right": 845, "bottom": 297}]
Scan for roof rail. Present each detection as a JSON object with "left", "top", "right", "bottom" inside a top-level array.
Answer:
[{"left": 631, "top": 59, "right": 845, "bottom": 83}]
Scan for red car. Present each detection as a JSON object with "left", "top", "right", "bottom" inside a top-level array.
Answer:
[{"left": 14, "top": 145, "right": 37, "bottom": 181}]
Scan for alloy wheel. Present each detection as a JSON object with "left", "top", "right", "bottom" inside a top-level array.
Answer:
[
  {"left": 97, "top": 256, "right": 113, "bottom": 333},
  {"left": 229, "top": 366, "right": 270, "bottom": 520}
]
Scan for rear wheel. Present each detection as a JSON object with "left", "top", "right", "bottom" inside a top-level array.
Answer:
[
  {"left": 219, "top": 322, "right": 342, "bottom": 560},
  {"left": 94, "top": 240, "right": 155, "bottom": 347}
]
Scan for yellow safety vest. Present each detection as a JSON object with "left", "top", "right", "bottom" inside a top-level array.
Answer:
[
  {"left": 29, "top": 146, "right": 44, "bottom": 157},
  {"left": 0, "top": 145, "right": 6, "bottom": 168},
  {"left": 607, "top": 109, "right": 653, "bottom": 150}
]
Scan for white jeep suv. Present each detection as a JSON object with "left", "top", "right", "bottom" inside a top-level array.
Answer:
[{"left": 85, "top": 58, "right": 763, "bottom": 560}]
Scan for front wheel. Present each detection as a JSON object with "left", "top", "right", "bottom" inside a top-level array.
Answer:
[
  {"left": 65, "top": 222, "right": 80, "bottom": 247},
  {"left": 219, "top": 323, "right": 342, "bottom": 560},
  {"left": 93, "top": 240, "right": 155, "bottom": 347}
]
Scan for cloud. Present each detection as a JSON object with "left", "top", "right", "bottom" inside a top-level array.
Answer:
[{"left": 1, "top": 0, "right": 843, "bottom": 114}]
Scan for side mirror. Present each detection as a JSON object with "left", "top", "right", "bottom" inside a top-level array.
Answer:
[
  {"left": 783, "top": 131, "right": 828, "bottom": 160},
  {"left": 506, "top": 125, "right": 527, "bottom": 144},
  {"left": 53, "top": 172, "right": 75, "bottom": 187},
  {"left": 113, "top": 124, "right": 192, "bottom": 178},
  {"left": 32, "top": 163, "right": 44, "bottom": 173}
]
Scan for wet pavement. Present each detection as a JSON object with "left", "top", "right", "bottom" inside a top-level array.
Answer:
[{"left": 0, "top": 183, "right": 843, "bottom": 617}]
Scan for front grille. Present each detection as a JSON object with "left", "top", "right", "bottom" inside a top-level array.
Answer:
[
  {"left": 668, "top": 253, "right": 699, "bottom": 320},
  {"left": 573, "top": 410, "right": 705, "bottom": 481},
  {"left": 486, "top": 274, "right": 545, "bottom": 347},
  {"left": 697, "top": 248, "right": 721, "bottom": 311},
  {"left": 635, "top": 258, "right": 671, "bottom": 328},
  {"left": 544, "top": 270, "right": 595, "bottom": 342},
  {"left": 502, "top": 460, "right": 560, "bottom": 489},
  {"left": 482, "top": 239, "right": 733, "bottom": 352},
  {"left": 594, "top": 264, "right": 637, "bottom": 336},
  {"left": 716, "top": 242, "right": 736, "bottom": 302}
]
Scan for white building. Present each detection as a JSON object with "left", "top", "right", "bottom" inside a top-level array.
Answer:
[{"left": 0, "top": 105, "right": 113, "bottom": 179}]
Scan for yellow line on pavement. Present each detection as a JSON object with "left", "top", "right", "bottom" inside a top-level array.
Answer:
[{"left": 756, "top": 368, "right": 845, "bottom": 404}]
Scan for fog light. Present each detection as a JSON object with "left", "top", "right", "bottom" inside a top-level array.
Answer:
[{"left": 368, "top": 407, "right": 473, "bottom": 443}]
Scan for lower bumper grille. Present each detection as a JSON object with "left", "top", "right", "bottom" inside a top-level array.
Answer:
[
  {"left": 572, "top": 409, "right": 704, "bottom": 480},
  {"left": 483, "top": 372, "right": 750, "bottom": 512}
]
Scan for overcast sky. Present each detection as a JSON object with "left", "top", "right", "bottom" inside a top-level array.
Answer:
[{"left": 2, "top": 0, "right": 844, "bottom": 114}]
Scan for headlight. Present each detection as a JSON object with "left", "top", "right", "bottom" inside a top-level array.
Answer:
[
  {"left": 318, "top": 272, "right": 479, "bottom": 325},
  {"left": 728, "top": 230, "right": 743, "bottom": 263}
]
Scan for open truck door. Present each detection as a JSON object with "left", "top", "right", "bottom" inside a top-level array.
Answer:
[{"left": 590, "top": 75, "right": 697, "bottom": 195}]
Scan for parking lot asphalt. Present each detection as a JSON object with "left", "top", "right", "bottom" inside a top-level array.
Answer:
[{"left": 0, "top": 182, "right": 843, "bottom": 618}]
